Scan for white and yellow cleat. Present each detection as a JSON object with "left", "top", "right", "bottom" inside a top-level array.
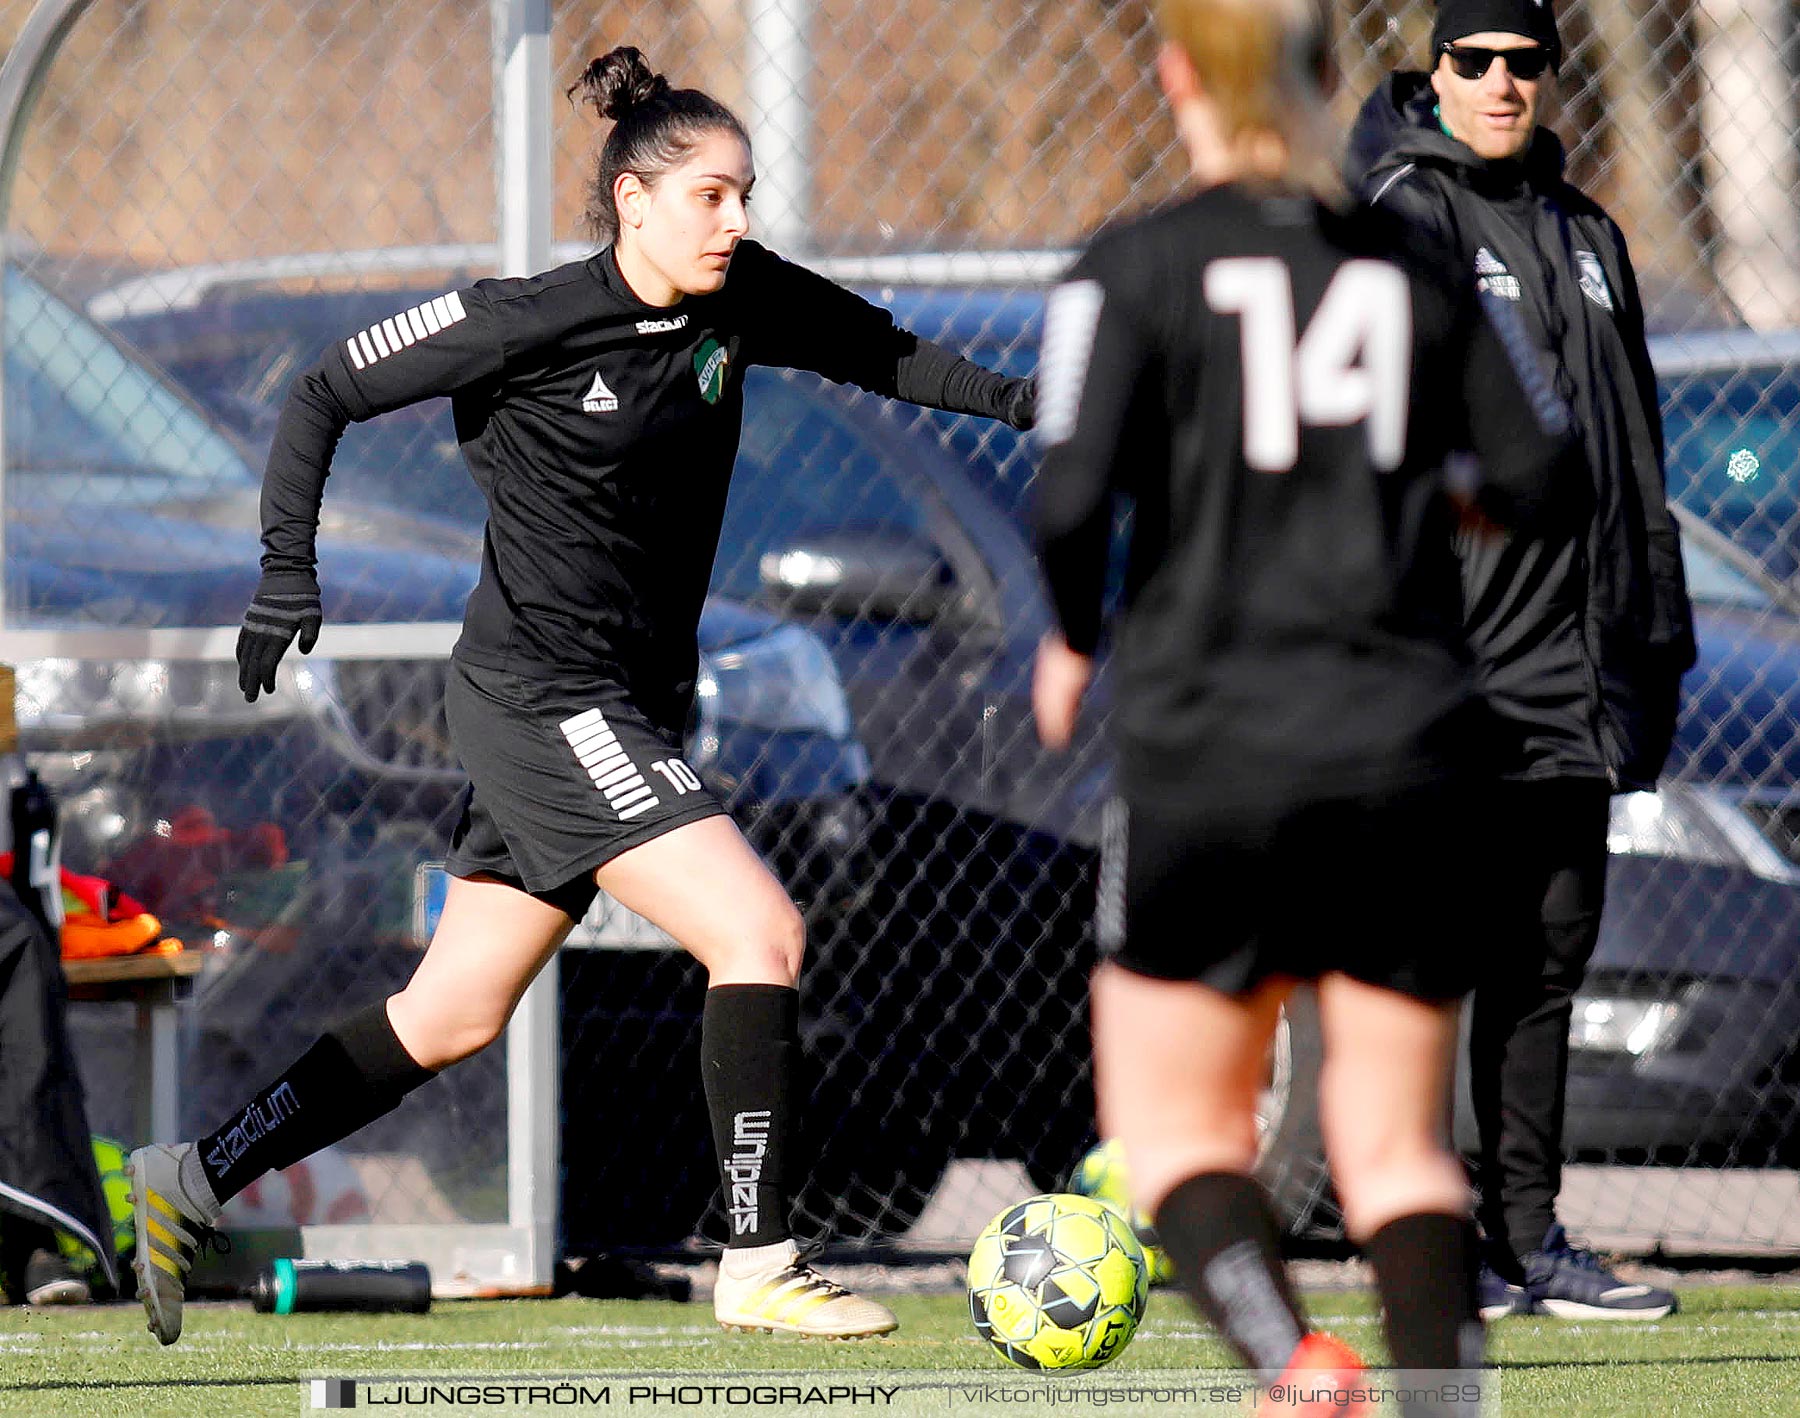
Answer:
[
  {"left": 714, "top": 1243, "right": 898, "bottom": 1339},
  {"left": 125, "top": 1143, "right": 218, "bottom": 1346}
]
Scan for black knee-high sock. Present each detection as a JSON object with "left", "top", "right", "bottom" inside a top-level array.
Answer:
[
  {"left": 1365, "top": 1212, "right": 1485, "bottom": 1372},
  {"left": 701, "top": 984, "right": 797, "bottom": 1249},
  {"left": 1154, "top": 1171, "right": 1308, "bottom": 1378},
  {"left": 197, "top": 1001, "right": 436, "bottom": 1204}
]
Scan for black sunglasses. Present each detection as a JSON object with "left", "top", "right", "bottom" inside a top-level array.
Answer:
[{"left": 1440, "top": 43, "right": 1553, "bottom": 81}]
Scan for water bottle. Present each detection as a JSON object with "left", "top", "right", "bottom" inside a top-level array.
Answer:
[
  {"left": 249, "top": 1259, "right": 433, "bottom": 1315},
  {"left": 9, "top": 768, "right": 61, "bottom": 935}
]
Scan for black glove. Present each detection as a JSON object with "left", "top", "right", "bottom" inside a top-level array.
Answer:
[
  {"left": 237, "top": 572, "right": 322, "bottom": 703},
  {"left": 1006, "top": 375, "right": 1037, "bottom": 432}
]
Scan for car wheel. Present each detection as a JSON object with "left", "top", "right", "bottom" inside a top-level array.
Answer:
[{"left": 1255, "top": 987, "right": 1337, "bottom": 1233}]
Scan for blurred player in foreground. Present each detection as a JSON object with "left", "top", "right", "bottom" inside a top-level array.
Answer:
[{"left": 1031, "top": 0, "right": 1579, "bottom": 1412}]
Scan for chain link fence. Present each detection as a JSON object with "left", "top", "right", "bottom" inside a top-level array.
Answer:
[{"left": 5, "top": 0, "right": 1800, "bottom": 1269}]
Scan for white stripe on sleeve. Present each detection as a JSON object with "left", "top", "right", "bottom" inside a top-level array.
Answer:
[
  {"left": 1037, "top": 279, "right": 1104, "bottom": 448},
  {"left": 340, "top": 292, "right": 473, "bottom": 372}
]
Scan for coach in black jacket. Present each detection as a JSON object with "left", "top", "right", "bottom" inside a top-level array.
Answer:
[{"left": 1350, "top": 0, "right": 1695, "bottom": 1321}]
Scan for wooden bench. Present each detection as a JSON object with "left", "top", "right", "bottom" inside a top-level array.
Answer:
[{"left": 62, "top": 951, "right": 203, "bottom": 1144}]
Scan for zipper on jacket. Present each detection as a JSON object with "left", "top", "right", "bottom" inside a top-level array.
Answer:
[
  {"left": 1570, "top": 537, "right": 1621, "bottom": 786},
  {"left": 1533, "top": 211, "right": 1621, "bottom": 790}
]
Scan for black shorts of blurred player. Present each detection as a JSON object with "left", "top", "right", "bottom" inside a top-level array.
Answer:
[
  {"left": 1102, "top": 779, "right": 1479, "bottom": 1002},
  {"left": 1083, "top": 775, "right": 1483, "bottom": 1406}
]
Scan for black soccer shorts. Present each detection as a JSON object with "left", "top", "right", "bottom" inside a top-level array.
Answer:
[
  {"left": 443, "top": 659, "right": 726, "bottom": 920},
  {"left": 1097, "top": 778, "right": 1480, "bottom": 1003}
]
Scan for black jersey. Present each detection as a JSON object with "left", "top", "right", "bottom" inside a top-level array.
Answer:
[
  {"left": 1035, "top": 184, "right": 1577, "bottom": 815},
  {"left": 258, "top": 239, "right": 1027, "bottom": 731}
]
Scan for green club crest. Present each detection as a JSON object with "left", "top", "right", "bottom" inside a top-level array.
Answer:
[{"left": 694, "top": 338, "right": 728, "bottom": 405}]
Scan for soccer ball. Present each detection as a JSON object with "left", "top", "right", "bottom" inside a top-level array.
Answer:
[
  {"left": 967, "top": 1193, "right": 1150, "bottom": 1371},
  {"left": 1067, "top": 1138, "right": 1178, "bottom": 1285}
]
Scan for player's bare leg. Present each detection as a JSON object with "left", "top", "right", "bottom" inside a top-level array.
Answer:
[
  {"left": 1315, "top": 974, "right": 1468, "bottom": 1237},
  {"left": 1093, "top": 964, "right": 1370, "bottom": 1415},
  {"left": 386, "top": 874, "right": 573, "bottom": 1067},
  {"left": 1318, "top": 971, "right": 1484, "bottom": 1398}
]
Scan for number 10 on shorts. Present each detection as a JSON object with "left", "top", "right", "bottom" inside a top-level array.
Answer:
[{"left": 651, "top": 758, "right": 703, "bottom": 794}]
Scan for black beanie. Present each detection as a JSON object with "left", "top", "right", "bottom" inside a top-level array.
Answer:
[{"left": 1431, "top": 0, "right": 1562, "bottom": 72}]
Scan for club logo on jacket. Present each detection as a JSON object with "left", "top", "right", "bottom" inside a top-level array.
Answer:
[
  {"left": 694, "top": 338, "right": 729, "bottom": 405},
  {"left": 1576, "top": 250, "right": 1616, "bottom": 312},
  {"left": 582, "top": 369, "right": 619, "bottom": 414},
  {"left": 1475, "top": 246, "right": 1521, "bottom": 302}
]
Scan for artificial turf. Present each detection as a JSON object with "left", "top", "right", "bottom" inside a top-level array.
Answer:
[{"left": 3, "top": 1284, "right": 1799, "bottom": 1416}]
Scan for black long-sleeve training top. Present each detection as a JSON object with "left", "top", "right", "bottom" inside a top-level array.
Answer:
[
  {"left": 1035, "top": 183, "right": 1580, "bottom": 816},
  {"left": 258, "top": 238, "right": 1030, "bottom": 728}
]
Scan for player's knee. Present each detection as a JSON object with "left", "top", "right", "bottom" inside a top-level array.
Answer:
[
  {"left": 687, "top": 893, "right": 806, "bottom": 982},
  {"left": 388, "top": 990, "right": 507, "bottom": 1069},
  {"left": 1203, "top": 1127, "right": 1261, "bottom": 1181},
  {"left": 442, "top": 1015, "right": 508, "bottom": 1065},
  {"left": 749, "top": 901, "right": 806, "bottom": 979},
  {"left": 772, "top": 901, "right": 805, "bottom": 974}
]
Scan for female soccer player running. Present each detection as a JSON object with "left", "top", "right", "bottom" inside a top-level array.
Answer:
[
  {"left": 126, "top": 45, "right": 1033, "bottom": 1347},
  {"left": 1032, "top": 1, "right": 1577, "bottom": 1413}
]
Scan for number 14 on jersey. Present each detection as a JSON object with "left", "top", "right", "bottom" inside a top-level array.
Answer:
[{"left": 1204, "top": 258, "right": 1411, "bottom": 474}]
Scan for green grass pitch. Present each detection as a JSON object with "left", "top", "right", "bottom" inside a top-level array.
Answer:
[{"left": 4, "top": 1285, "right": 1800, "bottom": 1416}]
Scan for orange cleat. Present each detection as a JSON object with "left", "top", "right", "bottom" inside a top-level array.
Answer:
[{"left": 1257, "top": 1332, "right": 1373, "bottom": 1417}]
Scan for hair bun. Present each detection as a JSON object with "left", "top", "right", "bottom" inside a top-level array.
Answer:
[{"left": 571, "top": 46, "right": 671, "bottom": 122}]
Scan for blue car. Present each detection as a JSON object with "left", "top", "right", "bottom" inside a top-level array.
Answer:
[{"left": 1656, "top": 328, "right": 1800, "bottom": 583}]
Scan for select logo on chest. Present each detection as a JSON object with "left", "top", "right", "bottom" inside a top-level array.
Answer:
[
  {"left": 694, "top": 338, "right": 729, "bottom": 405},
  {"left": 582, "top": 369, "right": 619, "bottom": 414}
]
